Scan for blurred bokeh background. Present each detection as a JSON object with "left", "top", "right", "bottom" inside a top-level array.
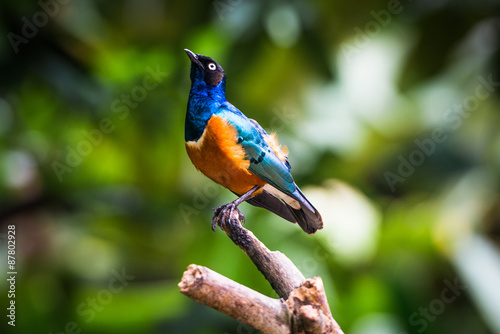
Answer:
[{"left": 1, "top": 0, "right": 500, "bottom": 333}]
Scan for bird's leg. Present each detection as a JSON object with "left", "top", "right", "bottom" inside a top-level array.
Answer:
[{"left": 212, "top": 186, "right": 262, "bottom": 231}]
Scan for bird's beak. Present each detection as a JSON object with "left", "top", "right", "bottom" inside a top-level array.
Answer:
[{"left": 184, "top": 49, "right": 203, "bottom": 69}]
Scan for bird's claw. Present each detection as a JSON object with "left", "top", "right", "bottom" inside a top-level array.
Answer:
[
  {"left": 211, "top": 206, "right": 222, "bottom": 231},
  {"left": 211, "top": 203, "right": 245, "bottom": 232}
]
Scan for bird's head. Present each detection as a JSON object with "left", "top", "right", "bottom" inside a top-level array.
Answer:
[{"left": 184, "top": 49, "right": 226, "bottom": 88}]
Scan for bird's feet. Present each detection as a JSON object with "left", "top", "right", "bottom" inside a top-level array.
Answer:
[
  {"left": 212, "top": 201, "right": 245, "bottom": 231},
  {"left": 210, "top": 186, "right": 261, "bottom": 232}
]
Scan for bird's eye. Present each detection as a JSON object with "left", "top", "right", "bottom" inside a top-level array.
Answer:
[{"left": 208, "top": 63, "right": 216, "bottom": 70}]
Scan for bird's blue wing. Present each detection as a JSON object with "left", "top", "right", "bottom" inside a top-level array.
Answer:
[
  {"left": 216, "top": 104, "right": 323, "bottom": 234},
  {"left": 248, "top": 118, "right": 291, "bottom": 170},
  {"left": 216, "top": 106, "right": 296, "bottom": 195}
]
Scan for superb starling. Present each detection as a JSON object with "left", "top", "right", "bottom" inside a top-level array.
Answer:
[{"left": 184, "top": 49, "right": 323, "bottom": 234}]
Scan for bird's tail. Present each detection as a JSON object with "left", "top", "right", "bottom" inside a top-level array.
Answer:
[{"left": 246, "top": 186, "right": 323, "bottom": 234}]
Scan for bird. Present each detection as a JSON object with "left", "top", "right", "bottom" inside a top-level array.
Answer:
[{"left": 184, "top": 49, "right": 323, "bottom": 234}]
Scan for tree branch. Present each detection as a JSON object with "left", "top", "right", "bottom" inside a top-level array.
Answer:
[
  {"left": 219, "top": 212, "right": 305, "bottom": 299},
  {"left": 179, "top": 264, "right": 291, "bottom": 333},
  {"left": 179, "top": 213, "right": 344, "bottom": 334}
]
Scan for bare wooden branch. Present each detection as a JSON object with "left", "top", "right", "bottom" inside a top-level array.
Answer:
[
  {"left": 179, "top": 264, "right": 291, "bottom": 334},
  {"left": 220, "top": 213, "right": 305, "bottom": 299},
  {"left": 178, "top": 212, "right": 345, "bottom": 334},
  {"left": 287, "top": 277, "right": 344, "bottom": 334}
]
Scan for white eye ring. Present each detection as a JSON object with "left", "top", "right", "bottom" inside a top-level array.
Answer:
[{"left": 208, "top": 63, "right": 216, "bottom": 70}]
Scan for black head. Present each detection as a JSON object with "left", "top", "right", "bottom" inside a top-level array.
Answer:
[{"left": 184, "top": 49, "right": 225, "bottom": 87}]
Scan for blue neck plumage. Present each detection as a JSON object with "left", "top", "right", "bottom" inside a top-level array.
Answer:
[{"left": 185, "top": 67, "right": 227, "bottom": 142}]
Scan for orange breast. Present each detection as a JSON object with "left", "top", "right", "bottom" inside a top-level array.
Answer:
[{"left": 185, "top": 115, "right": 266, "bottom": 195}]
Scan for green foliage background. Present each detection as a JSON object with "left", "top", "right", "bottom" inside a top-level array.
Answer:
[{"left": 1, "top": 0, "right": 499, "bottom": 333}]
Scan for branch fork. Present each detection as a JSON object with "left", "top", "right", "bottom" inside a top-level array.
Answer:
[{"left": 179, "top": 211, "right": 343, "bottom": 334}]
